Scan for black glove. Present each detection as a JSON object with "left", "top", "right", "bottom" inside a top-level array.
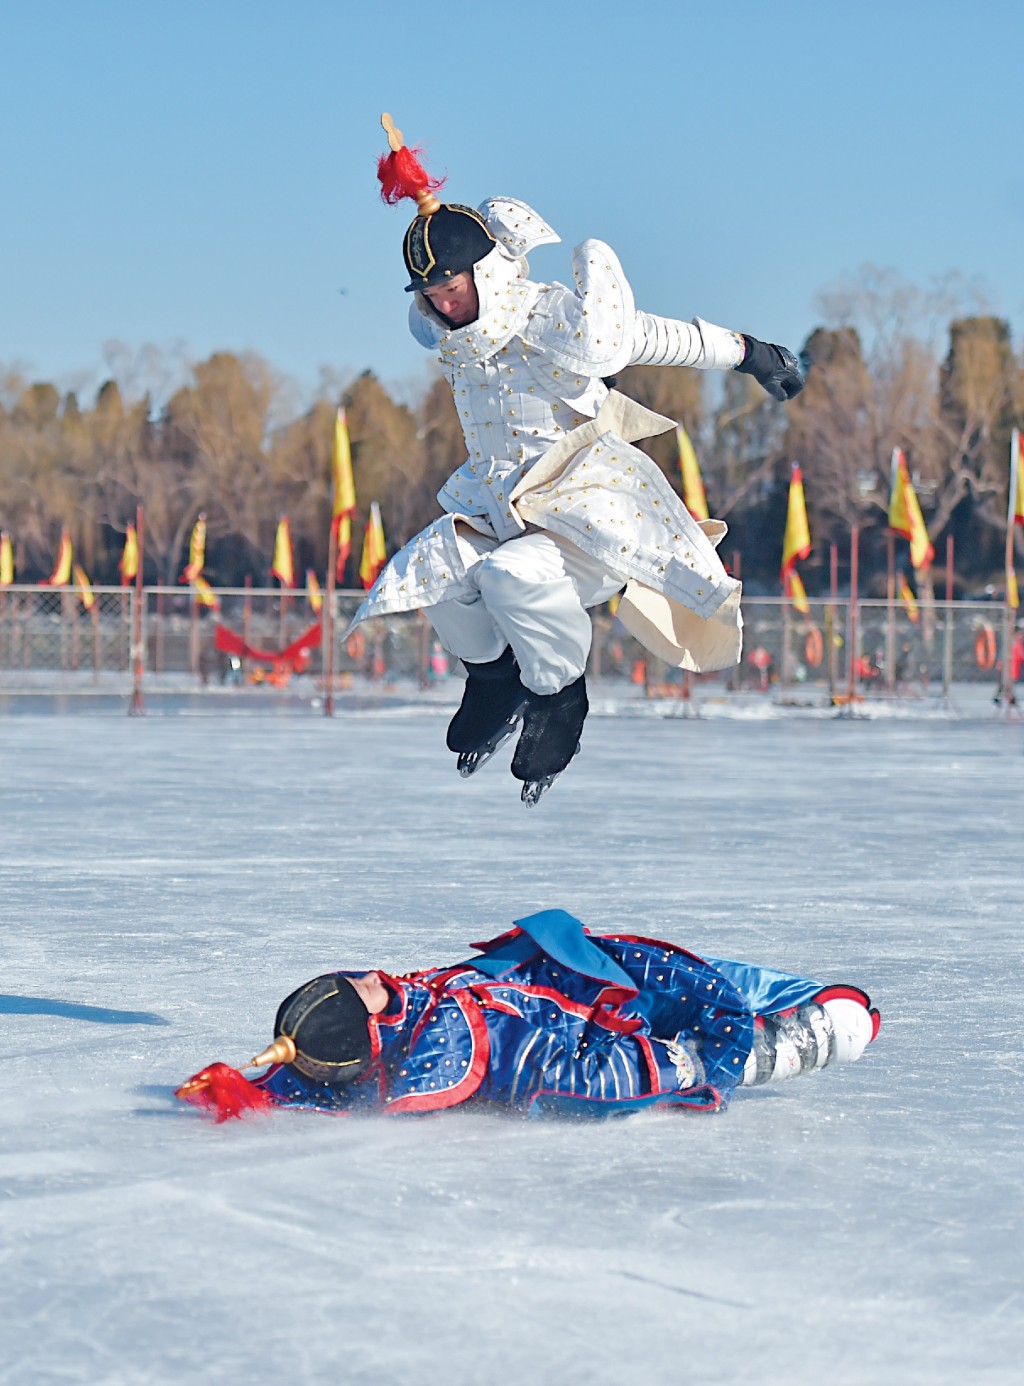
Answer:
[{"left": 735, "top": 335, "right": 805, "bottom": 401}]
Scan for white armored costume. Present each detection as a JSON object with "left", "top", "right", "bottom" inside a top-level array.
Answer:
[
  {"left": 347, "top": 196, "right": 749, "bottom": 695},
  {"left": 360, "top": 116, "right": 803, "bottom": 799}
]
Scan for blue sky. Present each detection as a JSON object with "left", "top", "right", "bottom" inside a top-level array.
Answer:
[{"left": 4, "top": 0, "right": 1022, "bottom": 409}]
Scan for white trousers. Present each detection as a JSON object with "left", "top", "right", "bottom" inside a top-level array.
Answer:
[{"left": 426, "top": 529, "right": 623, "bottom": 694}]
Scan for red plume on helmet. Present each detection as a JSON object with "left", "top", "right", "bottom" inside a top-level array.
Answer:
[
  {"left": 376, "top": 113, "right": 445, "bottom": 213},
  {"left": 175, "top": 1063, "right": 276, "bottom": 1122},
  {"left": 377, "top": 113, "right": 493, "bottom": 294}
]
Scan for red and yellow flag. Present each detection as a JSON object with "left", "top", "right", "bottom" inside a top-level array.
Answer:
[
  {"left": 181, "top": 515, "right": 206, "bottom": 583},
  {"left": 73, "top": 564, "right": 95, "bottom": 611},
  {"left": 119, "top": 524, "right": 139, "bottom": 585},
  {"left": 897, "top": 571, "right": 920, "bottom": 624},
  {"left": 336, "top": 514, "right": 352, "bottom": 584},
  {"left": 676, "top": 424, "right": 709, "bottom": 521},
  {"left": 306, "top": 568, "right": 323, "bottom": 615},
  {"left": 332, "top": 407, "right": 356, "bottom": 519},
  {"left": 782, "top": 463, "right": 811, "bottom": 575},
  {"left": 1010, "top": 429, "right": 1024, "bottom": 528},
  {"left": 784, "top": 568, "right": 810, "bottom": 616},
  {"left": 194, "top": 575, "right": 220, "bottom": 611},
  {"left": 46, "top": 529, "right": 73, "bottom": 586},
  {"left": 888, "top": 448, "right": 934, "bottom": 572},
  {"left": 359, "top": 502, "right": 387, "bottom": 590},
  {"left": 271, "top": 516, "right": 295, "bottom": 588},
  {"left": 332, "top": 407, "right": 357, "bottom": 581},
  {"left": 0, "top": 532, "right": 14, "bottom": 586}
]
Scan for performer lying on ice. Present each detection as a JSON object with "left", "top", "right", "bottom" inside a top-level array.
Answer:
[
  {"left": 343, "top": 114, "right": 805, "bottom": 803},
  {"left": 176, "top": 909, "right": 879, "bottom": 1122}
]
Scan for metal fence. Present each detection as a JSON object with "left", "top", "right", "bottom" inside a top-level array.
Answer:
[{"left": 0, "top": 585, "right": 1018, "bottom": 707}]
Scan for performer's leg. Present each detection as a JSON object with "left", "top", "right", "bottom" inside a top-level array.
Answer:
[
  {"left": 740, "top": 998, "right": 876, "bottom": 1087},
  {"left": 473, "top": 533, "right": 621, "bottom": 790},
  {"left": 426, "top": 530, "right": 620, "bottom": 784},
  {"left": 425, "top": 530, "right": 506, "bottom": 665},
  {"left": 424, "top": 531, "right": 528, "bottom": 766},
  {"left": 474, "top": 532, "right": 621, "bottom": 695}
]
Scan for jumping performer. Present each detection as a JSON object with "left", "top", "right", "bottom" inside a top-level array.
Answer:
[
  {"left": 344, "top": 115, "right": 805, "bottom": 803},
  {"left": 177, "top": 908, "right": 879, "bottom": 1122}
]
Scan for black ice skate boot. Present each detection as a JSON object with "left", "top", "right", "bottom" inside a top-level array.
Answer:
[
  {"left": 510, "top": 674, "right": 589, "bottom": 806},
  {"left": 446, "top": 648, "right": 530, "bottom": 777}
]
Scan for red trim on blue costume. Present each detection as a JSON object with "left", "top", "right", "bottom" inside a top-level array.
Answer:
[{"left": 385, "top": 993, "right": 491, "bottom": 1115}]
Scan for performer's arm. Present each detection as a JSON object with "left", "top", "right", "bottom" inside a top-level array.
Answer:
[
  {"left": 630, "top": 311, "right": 805, "bottom": 400},
  {"left": 630, "top": 310, "right": 746, "bottom": 370}
]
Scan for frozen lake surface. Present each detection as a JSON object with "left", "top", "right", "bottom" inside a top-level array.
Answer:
[{"left": 2, "top": 704, "right": 1022, "bottom": 1385}]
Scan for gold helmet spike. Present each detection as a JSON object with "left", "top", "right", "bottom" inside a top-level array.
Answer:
[
  {"left": 381, "top": 111, "right": 403, "bottom": 152},
  {"left": 246, "top": 1035, "right": 297, "bottom": 1069}
]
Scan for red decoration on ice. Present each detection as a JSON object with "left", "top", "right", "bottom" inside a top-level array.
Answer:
[
  {"left": 214, "top": 621, "right": 321, "bottom": 675},
  {"left": 175, "top": 1063, "right": 276, "bottom": 1123}
]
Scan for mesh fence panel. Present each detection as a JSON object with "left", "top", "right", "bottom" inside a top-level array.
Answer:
[
  {"left": 0, "top": 586, "right": 1017, "bottom": 702},
  {"left": 0, "top": 587, "right": 133, "bottom": 687}
]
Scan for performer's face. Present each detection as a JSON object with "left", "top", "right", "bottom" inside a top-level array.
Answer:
[
  {"left": 350, "top": 971, "right": 389, "bottom": 1014},
  {"left": 423, "top": 271, "right": 479, "bottom": 326}
]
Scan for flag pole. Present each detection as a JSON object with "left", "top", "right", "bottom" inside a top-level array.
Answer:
[
  {"left": 1002, "top": 429, "right": 1019, "bottom": 709},
  {"left": 70, "top": 587, "right": 80, "bottom": 671},
  {"left": 885, "top": 531, "right": 896, "bottom": 696},
  {"left": 91, "top": 595, "right": 101, "bottom": 683},
  {"left": 828, "top": 541, "right": 838, "bottom": 702},
  {"left": 60, "top": 586, "right": 70, "bottom": 672},
  {"left": 1002, "top": 582, "right": 1015, "bottom": 709},
  {"left": 729, "top": 550, "right": 741, "bottom": 692},
  {"left": 942, "top": 534, "right": 954, "bottom": 704},
  {"left": 243, "top": 575, "right": 252, "bottom": 661},
  {"left": 324, "top": 522, "right": 337, "bottom": 717},
  {"left": 847, "top": 524, "right": 860, "bottom": 702},
  {"left": 189, "top": 585, "right": 199, "bottom": 683},
  {"left": 129, "top": 505, "right": 145, "bottom": 716}
]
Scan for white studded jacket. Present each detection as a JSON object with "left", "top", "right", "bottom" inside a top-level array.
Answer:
[{"left": 345, "top": 199, "right": 745, "bottom": 671}]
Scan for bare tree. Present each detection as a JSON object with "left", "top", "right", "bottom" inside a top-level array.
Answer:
[
  {"left": 160, "top": 352, "right": 282, "bottom": 582},
  {"left": 342, "top": 370, "right": 421, "bottom": 550},
  {"left": 937, "top": 317, "right": 1020, "bottom": 574}
]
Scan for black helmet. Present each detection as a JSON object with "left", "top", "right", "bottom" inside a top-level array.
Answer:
[
  {"left": 402, "top": 203, "right": 495, "bottom": 293},
  {"left": 376, "top": 113, "right": 495, "bottom": 294},
  {"left": 273, "top": 973, "right": 372, "bottom": 1086}
]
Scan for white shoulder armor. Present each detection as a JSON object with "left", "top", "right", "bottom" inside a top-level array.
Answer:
[
  {"left": 522, "top": 239, "right": 637, "bottom": 377},
  {"left": 479, "top": 197, "right": 560, "bottom": 259},
  {"left": 409, "top": 299, "right": 443, "bottom": 349}
]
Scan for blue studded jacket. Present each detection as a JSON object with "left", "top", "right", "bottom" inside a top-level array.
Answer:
[{"left": 256, "top": 910, "right": 826, "bottom": 1120}]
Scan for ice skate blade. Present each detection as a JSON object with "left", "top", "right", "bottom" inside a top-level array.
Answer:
[
  {"left": 518, "top": 744, "right": 580, "bottom": 805},
  {"left": 521, "top": 776, "right": 557, "bottom": 807},
  {"left": 456, "top": 714, "right": 523, "bottom": 778}
]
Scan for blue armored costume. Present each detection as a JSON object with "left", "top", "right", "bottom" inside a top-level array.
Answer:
[{"left": 250, "top": 910, "right": 879, "bottom": 1120}]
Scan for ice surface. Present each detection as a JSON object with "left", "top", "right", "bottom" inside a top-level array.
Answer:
[{"left": 2, "top": 703, "right": 1022, "bottom": 1385}]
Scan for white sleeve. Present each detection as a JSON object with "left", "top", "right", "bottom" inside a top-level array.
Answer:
[{"left": 630, "top": 313, "right": 746, "bottom": 370}]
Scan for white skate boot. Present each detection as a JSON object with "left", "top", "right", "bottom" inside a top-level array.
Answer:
[{"left": 741, "top": 996, "right": 877, "bottom": 1087}]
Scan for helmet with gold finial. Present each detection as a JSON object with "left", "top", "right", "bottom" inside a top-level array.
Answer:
[{"left": 377, "top": 112, "right": 495, "bottom": 294}]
